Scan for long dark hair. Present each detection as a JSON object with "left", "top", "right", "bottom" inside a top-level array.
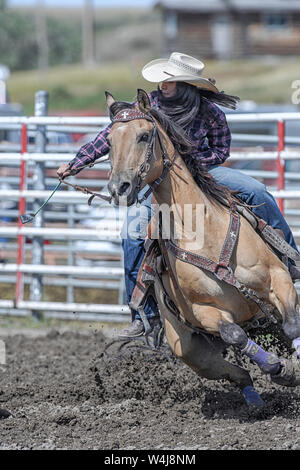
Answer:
[
  {"left": 157, "top": 81, "right": 239, "bottom": 129},
  {"left": 152, "top": 105, "right": 236, "bottom": 205},
  {"left": 149, "top": 105, "right": 234, "bottom": 206}
]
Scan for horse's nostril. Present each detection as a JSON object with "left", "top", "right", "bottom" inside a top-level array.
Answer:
[{"left": 118, "top": 182, "right": 131, "bottom": 196}]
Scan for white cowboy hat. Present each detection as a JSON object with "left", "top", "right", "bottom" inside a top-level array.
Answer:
[{"left": 142, "top": 52, "right": 219, "bottom": 93}]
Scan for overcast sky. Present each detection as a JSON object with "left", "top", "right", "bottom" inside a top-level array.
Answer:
[{"left": 8, "top": 0, "right": 155, "bottom": 7}]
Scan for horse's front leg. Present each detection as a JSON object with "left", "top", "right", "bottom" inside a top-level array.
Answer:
[
  {"left": 188, "top": 303, "right": 264, "bottom": 407},
  {"left": 155, "top": 285, "right": 257, "bottom": 407},
  {"left": 163, "top": 315, "right": 255, "bottom": 395}
]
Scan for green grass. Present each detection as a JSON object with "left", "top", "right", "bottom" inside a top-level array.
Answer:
[
  {"left": 8, "top": 62, "right": 152, "bottom": 115},
  {"left": 0, "top": 313, "right": 126, "bottom": 331},
  {"left": 0, "top": 283, "right": 123, "bottom": 329},
  {"left": 7, "top": 58, "right": 300, "bottom": 116},
  {"left": 0, "top": 283, "right": 119, "bottom": 304}
]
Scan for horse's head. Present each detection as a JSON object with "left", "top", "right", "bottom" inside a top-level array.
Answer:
[{"left": 106, "top": 89, "right": 166, "bottom": 206}]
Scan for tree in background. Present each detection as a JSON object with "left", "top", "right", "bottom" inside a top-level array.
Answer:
[
  {"left": 82, "top": 0, "right": 95, "bottom": 67},
  {"left": 35, "top": 0, "right": 49, "bottom": 71},
  {"left": 0, "top": 8, "right": 38, "bottom": 70},
  {"left": 0, "top": 6, "right": 81, "bottom": 71},
  {"left": 47, "top": 18, "right": 82, "bottom": 67}
]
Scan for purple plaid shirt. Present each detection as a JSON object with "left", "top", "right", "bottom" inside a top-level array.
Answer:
[{"left": 68, "top": 90, "right": 231, "bottom": 172}]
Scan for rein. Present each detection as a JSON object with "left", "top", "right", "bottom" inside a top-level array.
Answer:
[{"left": 59, "top": 156, "right": 112, "bottom": 205}]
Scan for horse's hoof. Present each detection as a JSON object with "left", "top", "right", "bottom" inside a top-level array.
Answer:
[
  {"left": 242, "top": 386, "right": 264, "bottom": 408},
  {"left": 270, "top": 359, "right": 300, "bottom": 387}
]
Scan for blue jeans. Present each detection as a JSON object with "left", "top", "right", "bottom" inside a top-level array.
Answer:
[
  {"left": 209, "top": 165, "right": 298, "bottom": 251},
  {"left": 122, "top": 166, "right": 298, "bottom": 320},
  {"left": 121, "top": 186, "right": 157, "bottom": 320}
]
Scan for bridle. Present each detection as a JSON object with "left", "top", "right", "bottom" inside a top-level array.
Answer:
[
  {"left": 111, "top": 108, "right": 175, "bottom": 204},
  {"left": 61, "top": 108, "right": 177, "bottom": 205}
]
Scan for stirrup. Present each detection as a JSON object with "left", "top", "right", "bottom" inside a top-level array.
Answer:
[{"left": 137, "top": 306, "right": 152, "bottom": 335}]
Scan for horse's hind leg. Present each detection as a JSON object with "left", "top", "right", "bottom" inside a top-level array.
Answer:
[
  {"left": 270, "top": 270, "right": 300, "bottom": 356},
  {"left": 267, "top": 270, "right": 300, "bottom": 386},
  {"left": 219, "top": 320, "right": 281, "bottom": 374},
  {"left": 219, "top": 319, "right": 300, "bottom": 388}
]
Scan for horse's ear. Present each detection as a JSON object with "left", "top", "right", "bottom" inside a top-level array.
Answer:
[
  {"left": 137, "top": 89, "right": 151, "bottom": 113},
  {"left": 105, "top": 91, "right": 115, "bottom": 109}
]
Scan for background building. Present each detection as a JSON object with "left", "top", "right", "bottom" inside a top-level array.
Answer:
[{"left": 156, "top": 0, "right": 300, "bottom": 59}]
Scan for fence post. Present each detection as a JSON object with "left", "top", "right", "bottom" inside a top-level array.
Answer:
[
  {"left": 277, "top": 120, "right": 285, "bottom": 215},
  {"left": 67, "top": 179, "right": 75, "bottom": 303},
  {"left": 15, "top": 123, "right": 28, "bottom": 304},
  {"left": 30, "top": 90, "right": 48, "bottom": 311}
]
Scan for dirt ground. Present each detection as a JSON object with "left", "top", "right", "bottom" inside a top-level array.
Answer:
[{"left": 0, "top": 324, "right": 299, "bottom": 451}]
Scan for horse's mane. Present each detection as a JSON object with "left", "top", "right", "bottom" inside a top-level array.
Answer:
[{"left": 109, "top": 99, "right": 234, "bottom": 207}]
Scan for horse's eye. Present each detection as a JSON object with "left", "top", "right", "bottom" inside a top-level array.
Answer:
[{"left": 138, "top": 133, "right": 149, "bottom": 143}]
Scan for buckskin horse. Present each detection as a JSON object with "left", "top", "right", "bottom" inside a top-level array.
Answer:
[{"left": 105, "top": 89, "right": 300, "bottom": 408}]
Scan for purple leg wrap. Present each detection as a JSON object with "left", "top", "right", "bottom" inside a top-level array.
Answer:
[
  {"left": 241, "top": 339, "right": 281, "bottom": 375},
  {"left": 292, "top": 337, "right": 300, "bottom": 359}
]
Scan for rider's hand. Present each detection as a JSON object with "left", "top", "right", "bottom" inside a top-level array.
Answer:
[{"left": 57, "top": 163, "right": 73, "bottom": 180}]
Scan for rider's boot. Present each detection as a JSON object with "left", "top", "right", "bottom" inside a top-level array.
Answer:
[{"left": 118, "top": 316, "right": 161, "bottom": 339}]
